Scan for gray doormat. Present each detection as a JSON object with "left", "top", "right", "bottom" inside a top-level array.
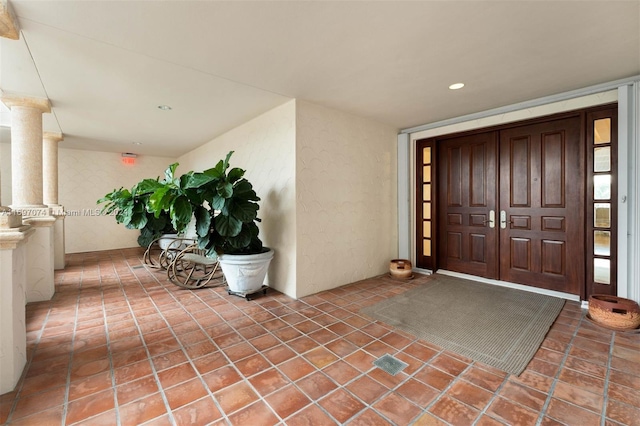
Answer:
[{"left": 361, "top": 274, "right": 565, "bottom": 376}]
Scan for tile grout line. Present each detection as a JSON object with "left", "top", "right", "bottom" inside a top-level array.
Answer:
[
  {"left": 534, "top": 310, "right": 587, "bottom": 426},
  {"left": 468, "top": 364, "right": 511, "bottom": 426},
  {"left": 285, "top": 290, "right": 440, "bottom": 424},
  {"left": 362, "top": 337, "right": 438, "bottom": 425},
  {"left": 411, "top": 360, "right": 475, "bottom": 426},
  {"left": 4, "top": 285, "right": 55, "bottom": 424},
  {"left": 217, "top": 296, "right": 354, "bottom": 423},
  {"left": 156, "top": 285, "right": 244, "bottom": 424},
  {"left": 282, "top": 313, "right": 412, "bottom": 424},
  {"left": 59, "top": 261, "right": 84, "bottom": 426},
  {"left": 263, "top": 309, "right": 390, "bottom": 424},
  {"left": 146, "top": 263, "right": 406, "bottom": 425},
  {"left": 113, "top": 258, "right": 179, "bottom": 425},
  {"left": 99, "top": 258, "right": 122, "bottom": 426},
  {"left": 322, "top": 329, "right": 452, "bottom": 426},
  {"left": 600, "top": 331, "right": 616, "bottom": 426},
  {"left": 140, "top": 262, "right": 272, "bottom": 424},
  {"left": 169, "top": 273, "right": 287, "bottom": 423},
  {"left": 13, "top": 252, "right": 631, "bottom": 426}
]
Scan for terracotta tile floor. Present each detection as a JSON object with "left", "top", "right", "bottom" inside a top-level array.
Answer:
[{"left": 1, "top": 248, "right": 639, "bottom": 425}]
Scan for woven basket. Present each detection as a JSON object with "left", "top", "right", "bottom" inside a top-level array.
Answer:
[
  {"left": 389, "top": 259, "right": 412, "bottom": 279},
  {"left": 588, "top": 295, "right": 640, "bottom": 331}
]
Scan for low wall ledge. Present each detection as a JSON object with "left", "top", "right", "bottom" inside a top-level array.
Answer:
[{"left": 0, "top": 225, "right": 35, "bottom": 249}]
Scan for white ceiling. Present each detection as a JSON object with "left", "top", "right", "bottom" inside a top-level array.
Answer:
[{"left": 1, "top": 1, "right": 639, "bottom": 157}]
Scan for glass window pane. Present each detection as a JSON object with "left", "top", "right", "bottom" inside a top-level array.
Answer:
[
  {"left": 594, "top": 230, "right": 611, "bottom": 256},
  {"left": 423, "top": 166, "right": 431, "bottom": 183},
  {"left": 423, "top": 147, "right": 431, "bottom": 164},
  {"left": 594, "top": 203, "right": 611, "bottom": 228},
  {"left": 594, "top": 118, "right": 611, "bottom": 144},
  {"left": 594, "top": 175, "right": 611, "bottom": 200},
  {"left": 423, "top": 203, "right": 431, "bottom": 220},
  {"left": 423, "top": 184, "right": 431, "bottom": 201},
  {"left": 423, "top": 221, "right": 431, "bottom": 238},
  {"left": 594, "top": 258, "right": 610, "bottom": 285},
  {"left": 594, "top": 147, "right": 611, "bottom": 172},
  {"left": 423, "top": 239, "right": 431, "bottom": 256}
]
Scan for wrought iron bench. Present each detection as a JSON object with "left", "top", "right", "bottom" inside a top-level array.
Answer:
[
  {"left": 143, "top": 235, "right": 195, "bottom": 270},
  {"left": 143, "top": 235, "right": 224, "bottom": 289},
  {"left": 168, "top": 243, "right": 224, "bottom": 289}
]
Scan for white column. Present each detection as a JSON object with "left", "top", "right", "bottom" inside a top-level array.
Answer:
[
  {"left": 2, "top": 95, "right": 56, "bottom": 301},
  {"left": 0, "top": 166, "right": 5, "bottom": 212},
  {"left": 3, "top": 96, "right": 50, "bottom": 209},
  {"left": 43, "top": 132, "right": 66, "bottom": 269},
  {"left": 43, "top": 132, "right": 63, "bottom": 206}
]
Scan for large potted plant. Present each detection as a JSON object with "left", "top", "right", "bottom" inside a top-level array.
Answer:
[
  {"left": 98, "top": 185, "right": 176, "bottom": 248},
  {"left": 140, "top": 151, "right": 273, "bottom": 294}
]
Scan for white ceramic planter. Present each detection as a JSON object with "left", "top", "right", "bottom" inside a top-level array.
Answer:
[
  {"left": 219, "top": 248, "right": 274, "bottom": 294},
  {"left": 158, "top": 234, "right": 179, "bottom": 250},
  {"left": 158, "top": 217, "right": 198, "bottom": 251}
]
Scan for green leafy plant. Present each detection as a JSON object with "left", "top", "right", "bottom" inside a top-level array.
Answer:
[
  {"left": 133, "top": 151, "right": 263, "bottom": 256},
  {"left": 97, "top": 185, "right": 175, "bottom": 248}
]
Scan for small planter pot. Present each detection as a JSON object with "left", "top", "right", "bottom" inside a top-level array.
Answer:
[
  {"left": 158, "top": 234, "right": 180, "bottom": 251},
  {"left": 157, "top": 233, "right": 195, "bottom": 251},
  {"left": 219, "top": 248, "right": 274, "bottom": 294},
  {"left": 389, "top": 259, "right": 412, "bottom": 279},
  {"left": 589, "top": 295, "right": 640, "bottom": 331}
]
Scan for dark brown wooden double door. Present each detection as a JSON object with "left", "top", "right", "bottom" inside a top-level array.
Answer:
[{"left": 437, "top": 116, "right": 584, "bottom": 295}]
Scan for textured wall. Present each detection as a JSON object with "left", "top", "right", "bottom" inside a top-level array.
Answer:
[
  {"left": 296, "top": 100, "right": 398, "bottom": 297},
  {"left": 59, "top": 148, "right": 175, "bottom": 253},
  {"left": 24, "top": 224, "right": 55, "bottom": 302},
  {"left": 0, "top": 243, "right": 27, "bottom": 394},
  {"left": 178, "top": 100, "right": 297, "bottom": 297},
  {"left": 1, "top": 143, "right": 11, "bottom": 206}
]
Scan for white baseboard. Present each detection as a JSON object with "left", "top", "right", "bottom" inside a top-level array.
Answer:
[{"left": 436, "top": 270, "right": 581, "bottom": 302}]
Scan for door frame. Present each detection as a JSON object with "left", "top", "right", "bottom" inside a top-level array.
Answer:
[{"left": 414, "top": 106, "right": 617, "bottom": 300}]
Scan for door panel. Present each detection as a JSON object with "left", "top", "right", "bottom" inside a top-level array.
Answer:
[
  {"left": 435, "top": 116, "right": 585, "bottom": 296},
  {"left": 542, "top": 132, "right": 565, "bottom": 207},
  {"left": 509, "top": 136, "right": 531, "bottom": 207},
  {"left": 499, "top": 117, "right": 584, "bottom": 294},
  {"left": 437, "top": 132, "right": 498, "bottom": 279}
]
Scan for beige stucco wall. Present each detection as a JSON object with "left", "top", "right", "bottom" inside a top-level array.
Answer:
[
  {"left": 1, "top": 143, "right": 11, "bottom": 205},
  {"left": 178, "top": 100, "right": 297, "bottom": 297},
  {"left": 59, "top": 148, "right": 175, "bottom": 253},
  {"left": 295, "top": 100, "right": 398, "bottom": 297}
]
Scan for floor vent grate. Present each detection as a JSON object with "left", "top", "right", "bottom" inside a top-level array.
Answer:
[
  {"left": 373, "top": 353, "right": 408, "bottom": 376},
  {"left": 131, "top": 265, "right": 145, "bottom": 269}
]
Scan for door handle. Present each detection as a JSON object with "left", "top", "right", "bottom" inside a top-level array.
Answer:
[
  {"left": 482, "top": 210, "right": 495, "bottom": 228},
  {"left": 500, "top": 210, "right": 507, "bottom": 229},
  {"left": 487, "top": 210, "right": 495, "bottom": 228}
]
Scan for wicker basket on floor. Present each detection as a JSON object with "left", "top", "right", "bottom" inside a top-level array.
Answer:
[
  {"left": 389, "top": 259, "right": 412, "bottom": 279},
  {"left": 588, "top": 295, "right": 640, "bottom": 331}
]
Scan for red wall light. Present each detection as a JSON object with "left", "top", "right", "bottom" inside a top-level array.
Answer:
[{"left": 122, "top": 152, "right": 137, "bottom": 165}]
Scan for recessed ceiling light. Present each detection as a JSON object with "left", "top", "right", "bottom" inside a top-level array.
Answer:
[
  {"left": 157, "top": 105, "right": 172, "bottom": 111},
  {"left": 132, "top": 142, "right": 142, "bottom": 145},
  {"left": 449, "top": 83, "right": 465, "bottom": 90}
]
